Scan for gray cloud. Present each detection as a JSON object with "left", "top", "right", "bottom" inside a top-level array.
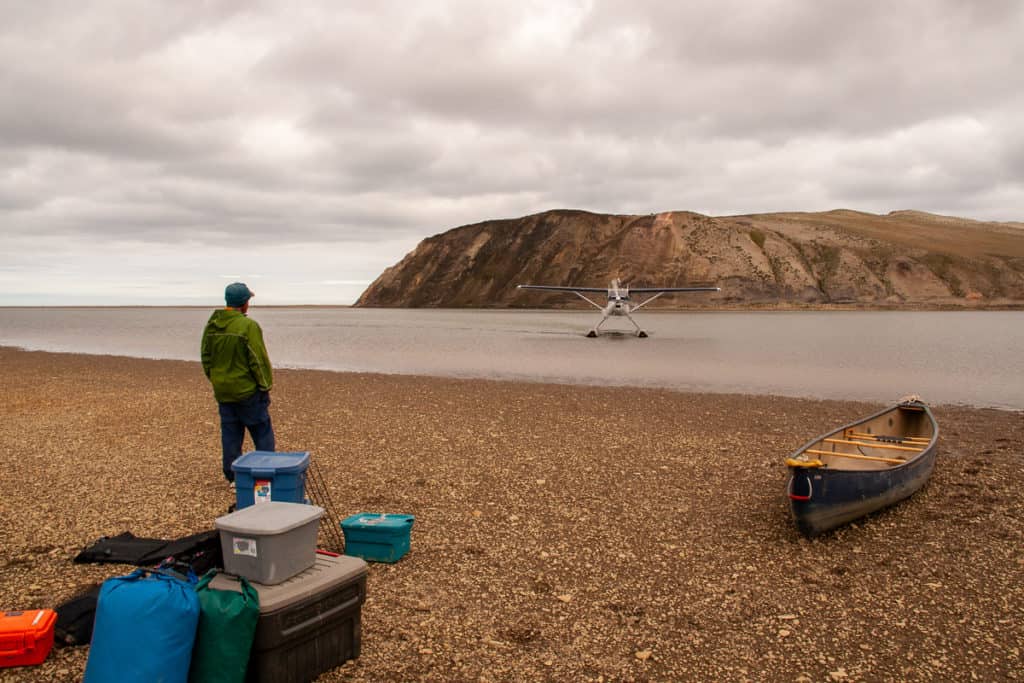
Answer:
[{"left": 0, "top": 0, "right": 1022, "bottom": 304}]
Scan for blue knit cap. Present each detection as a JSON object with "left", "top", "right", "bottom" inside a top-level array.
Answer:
[{"left": 225, "top": 282, "right": 254, "bottom": 307}]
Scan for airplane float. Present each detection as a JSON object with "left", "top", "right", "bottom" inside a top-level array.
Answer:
[{"left": 516, "top": 278, "right": 720, "bottom": 337}]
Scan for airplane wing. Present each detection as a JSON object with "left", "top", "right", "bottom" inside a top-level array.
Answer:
[
  {"left": 516, "top": 285, "right": 610, "bottom": 293},
  {"left": 628, "top": 287, "right": 721, "bottom": 293}
]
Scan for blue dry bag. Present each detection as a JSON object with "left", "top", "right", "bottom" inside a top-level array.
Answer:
[{"left": 83, "top": 567, "right": 200, "bottom": 683}]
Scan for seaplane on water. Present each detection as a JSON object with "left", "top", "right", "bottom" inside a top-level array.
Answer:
[{"left": 516, "top": 278, "right": 720, "bottom": 338}]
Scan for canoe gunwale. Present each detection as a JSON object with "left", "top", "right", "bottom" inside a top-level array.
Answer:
[{"left": 787, "top": 400, "right": 939, "bottom": 471}]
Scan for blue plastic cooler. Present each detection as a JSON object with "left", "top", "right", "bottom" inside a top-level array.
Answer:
[
  {"left": 341, "top": 513, "right": 414, "bottom": 563},
  {"left": 231, "top": 451, "right": 310, "bottom": 509}
]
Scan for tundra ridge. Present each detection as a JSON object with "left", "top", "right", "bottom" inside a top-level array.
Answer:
[{"left": 356, "top": 209, "right": 1024, "bottom": 309}]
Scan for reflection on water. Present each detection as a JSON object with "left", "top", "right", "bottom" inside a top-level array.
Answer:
[{"left": 1, "top": 307, "right": 1022, "bottom": 409}]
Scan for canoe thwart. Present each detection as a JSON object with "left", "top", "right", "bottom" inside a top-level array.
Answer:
[
  {"left": 823, "top": 438, "right": 925, "bottom": 453},
  {"left": 848, "top": 431, "right": 930, "bottom": 443},
  {"left": 803, "top": 448, "right": 906, "bottom": 465}
]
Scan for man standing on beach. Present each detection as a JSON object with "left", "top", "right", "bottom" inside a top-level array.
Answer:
[{"left": 201, "top": 282, "right": 275, "bottom": 487}]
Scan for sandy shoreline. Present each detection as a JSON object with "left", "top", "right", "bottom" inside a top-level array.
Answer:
[{"left": 1, "top": 346, "right": 1021, "bottom": 682}]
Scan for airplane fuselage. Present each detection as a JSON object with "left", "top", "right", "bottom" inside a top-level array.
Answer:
[
  {"left": 605, "top": 299, "right": 632, "bottom": 316},
  {"left": 605, "top": 279, "right": 630, "bottom": 315}
]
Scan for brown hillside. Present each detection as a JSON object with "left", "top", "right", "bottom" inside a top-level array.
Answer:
[{"left": 355, "top": 209, "right": 1024, "bottom": 308}]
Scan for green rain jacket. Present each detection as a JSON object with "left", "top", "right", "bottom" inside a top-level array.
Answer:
[{"left": 201, "top": 309, "right": 274, "bottom": 403}]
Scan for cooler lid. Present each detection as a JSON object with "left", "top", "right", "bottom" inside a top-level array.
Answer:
[
  {"left": 341, "top": 512, "right": 415, "bottom": 532},
  {"left": 231, "top": 451, "right": 310, "bottom": 474},
  {"left": 215, "top": 501, "right": 324, "bottom": 535},
  {"left": 209, "top": 553, "right": 367, "bottom": 612}
]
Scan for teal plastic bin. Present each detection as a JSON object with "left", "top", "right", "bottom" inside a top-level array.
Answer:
[
  {"left": 231, "top": 451, "right": 310, "bottom": 510},
  {"left": 340, "top": 513, "right": 414, "bottom": 563}
]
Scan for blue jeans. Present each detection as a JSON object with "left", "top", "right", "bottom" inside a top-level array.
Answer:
[{"left": 218, "top": 390, "right": 276, "bottom": 482}]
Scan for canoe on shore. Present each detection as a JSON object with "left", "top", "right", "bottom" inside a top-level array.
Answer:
[{"left": 785, "top": 399, "right": 939, "bottom": 537}]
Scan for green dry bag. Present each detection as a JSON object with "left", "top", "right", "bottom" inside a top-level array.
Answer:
[{"left": 189, "top": 571, "right": 260, "bottom": 683}]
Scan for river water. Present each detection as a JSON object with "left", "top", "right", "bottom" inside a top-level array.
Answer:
[{"left": 1, "top": 307, "right": 1021, "bottom": 409}]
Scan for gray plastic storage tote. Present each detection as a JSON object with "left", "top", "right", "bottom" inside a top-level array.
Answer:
[{"left": 216, "top": 502, "right": 323, "bottom": 585}]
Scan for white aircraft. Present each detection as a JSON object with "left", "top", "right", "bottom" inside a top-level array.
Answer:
[{"left": 517, "top": 278, "right": 720, "bottom": 337}]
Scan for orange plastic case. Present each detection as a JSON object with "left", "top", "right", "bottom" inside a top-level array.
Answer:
[{"left": 0, "top": 609, "right": 57, "bottom": 668}]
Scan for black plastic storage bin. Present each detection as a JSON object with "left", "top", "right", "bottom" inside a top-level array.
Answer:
[{"left": 210, "top": 551, "right": 368, "bottom": 683}]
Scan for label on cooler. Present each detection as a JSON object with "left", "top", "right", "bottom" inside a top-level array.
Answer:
[
  {"left": 254, "top": 479, "right": 271, "bottom": 504},
  {"left": 232, "top": 537, "right": 258, "bottom": 557}
]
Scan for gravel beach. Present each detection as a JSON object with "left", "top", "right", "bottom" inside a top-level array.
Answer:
[{"left": 0, "top": 346, "right": 1021, "bottom": 682}]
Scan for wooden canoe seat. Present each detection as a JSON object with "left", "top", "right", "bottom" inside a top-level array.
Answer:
[
  {"left": 803, "top": 448, "right": 906, "bottom": 465},
  {"left": 848, "top": 431, "right": 929, "bottom": 443},
  {"left": 823, "top": 438, "right": 925, "bottom": 453}
]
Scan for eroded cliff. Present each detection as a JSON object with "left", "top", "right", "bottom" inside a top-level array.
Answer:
[{"left": 356, "top": 209, "right": 1024, "bottom": 307}]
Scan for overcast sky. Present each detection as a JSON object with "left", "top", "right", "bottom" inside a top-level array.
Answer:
[{"left": 2, "top": 1, "right": 1022, "bottom": 305}]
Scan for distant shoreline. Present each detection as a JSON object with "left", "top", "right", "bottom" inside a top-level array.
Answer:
[
  {"left": 3, "top": 343, "right": 1020, "bottom": 412},
  {"left": 1, "top": 302, "right": 1022, "bottom": 310},
  {"left": 0, "top": 304, "right": 356, "bottom": 309}
]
